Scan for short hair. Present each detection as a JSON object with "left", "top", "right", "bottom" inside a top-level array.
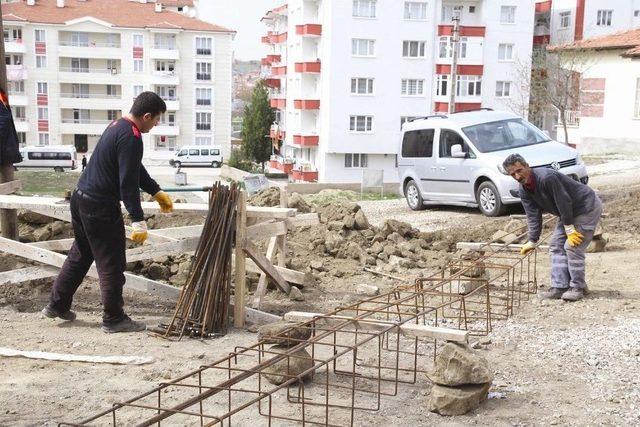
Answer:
[
  {"left": 503, "top": 153, "right": 529, "bottom": 170},
  {"left": 130, "top": 91, "right": 166, "bottom": 117}
]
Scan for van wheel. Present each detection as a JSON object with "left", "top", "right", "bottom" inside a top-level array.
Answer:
[
  {"left": 405, "top": 180, "right": 426, "bottom": 211},
  {"left": 54, "top": 167, "right": 64, "bottom": 172},
  {"left": 476, "top": 181, "right": 506, "bottom": 217},
  {"left": 173, "top": 161, "right": 181, "bottom": 169},
  {"left": 211, "top": 161, "right": 221, "bottom": 168}
]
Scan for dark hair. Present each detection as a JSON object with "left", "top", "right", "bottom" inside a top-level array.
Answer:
[
  {"left": 502, "top": 153, "right": 529, "bottom": 170},
  {"left": 130, "top": 91, "right": 166, "bottom": 117}
]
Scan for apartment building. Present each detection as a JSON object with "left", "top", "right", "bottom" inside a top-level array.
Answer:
[
  {"left": 2, "top": 0, "right": 234, "bottom": 159},
  {"left": 261, "top": 1, "right": 535, "bottom": 184}
]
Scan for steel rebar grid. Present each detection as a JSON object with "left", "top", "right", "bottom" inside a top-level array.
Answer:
[{"left": 62, "top": 218, "right": 557, "bottom": 426}]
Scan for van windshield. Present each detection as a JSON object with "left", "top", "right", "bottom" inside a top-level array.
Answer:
[{"left": 462, "top": 119, "right": 551, "bottom": 153}]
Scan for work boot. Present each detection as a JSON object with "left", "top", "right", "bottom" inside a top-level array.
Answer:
[
  {"left": 561, "top": 287, "right": 585, "bottom": 302},
  {"left": 41, "top": 304, "right": 76, "bottom": 321},
  {"left": 102, "top": 315, "right": 146, "bottom": 333},
  {"left": 539, "top": 287, "right": 567, "bottom": 300}
]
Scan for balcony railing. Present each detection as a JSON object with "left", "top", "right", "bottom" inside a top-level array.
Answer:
[
  {"left": 159, "top": 96, "right": 179, "bottom": 101},
  {"left": 59, "top": 67, "right": 120, "bottom": 74},
  {"left": 159, "top": 122, "right": 177, "bottom": 126},
  {"left": 154, "top": 44, "right": 177, "bottom": 50},
  {"left": 60, "top": 93, "right": 121, "bottom": 99},
  {"left": 61, "top": 118, "right": 113, "bottom": 124},
  {"left": 59, "top": 40, "right": 121, "bottom": 48},
  {"left": 3, "top": 37, "right": 22, "bottom": 43}
]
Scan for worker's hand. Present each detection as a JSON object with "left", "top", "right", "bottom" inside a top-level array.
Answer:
[
  {"left": 153, "top": 190, "right": 173, "bottom": 213},
  {"left": 520, "top": 241, "right": 537, "bottom": 256},
  {"left": 564, "top": 225, "right": 584, "bottom": 247},
  {"left": 131, "top": 221, "right": 148, "bottom": 244}
]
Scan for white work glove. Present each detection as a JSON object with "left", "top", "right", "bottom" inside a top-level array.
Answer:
[
  {"left": 131, "top": 221, "right": 148, "bottom": 244},
  {"left": 520, "top": 241, "right": 536, "bottom": 256}
]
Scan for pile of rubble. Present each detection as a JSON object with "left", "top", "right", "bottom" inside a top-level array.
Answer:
[{"left": 17, "top": 211, "right": 73, "bottom": 243}]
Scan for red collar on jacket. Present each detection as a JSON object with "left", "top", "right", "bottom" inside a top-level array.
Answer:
[
  {"left": 523, "top": 172, "right": 536, "bottom": 192},
  {"left": 122, "top": 117, "right": 142, "bottom": 138}
]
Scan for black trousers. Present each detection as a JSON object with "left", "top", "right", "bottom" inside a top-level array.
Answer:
[{"left": 49, "top": 191, "right": 126, "bottom": 325}]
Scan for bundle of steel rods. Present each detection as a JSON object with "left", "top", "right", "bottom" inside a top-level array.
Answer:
[{"left": 163, "top": 182, "right": 239, "bottom": 339}]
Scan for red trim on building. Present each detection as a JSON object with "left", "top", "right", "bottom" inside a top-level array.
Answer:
[
  {"left": 264, "top": 78, "right": 281, "bottom": 88},
  {"left": 271, "top": 65, "right": 287, "bottom": 76},
  {"left": 435, "top": 64, "right": 483, "bottom": 75},
  {"left": 434, "top": 102, "right": 482, "bottom": 113},
  {"left": 133, "top": 46, "right": 143, "bottom": 58},
  {"left": 294, "top": 99, "right": 320, "bottom": 110},
  {"left": 575, "top": 0, "right": 585, "bottom": 41},
  {"left": 270, "top": 98, "right": 286, "bottom": 109},
  {"left": 293, "top": 135, "right": 319, "bottom": 146},
  {"left": 291, "top": 169, "right": 318, "bottom": 182},
  {"left": 36, "top": 94, "right": 48, "bottom": 105},
  {"left": 295, "top": 24, "right": 322, "bottom": 36},
  {"left": 37, "top": 120, "right": 49, "bottom": 131},
  {"left": 294, "top": 61, "right": 321, "bottom": 73},
  {"left": 271, "top": 3, "right": 288, "bottom": 14},
  {"left": 535, "top": 1, "right": 552, "bottom": 13},
  {"left": 35, "top": 41, "right": 46, "bottom": 54},
  {"left": 438, "top": 25, "right": 486, "bottom": 37},
  {"left": 533, "top": 35, "right": 551, "bottom": 45},
  {"left": 267, "top": 54, "right": 281, "bottom": 64}
]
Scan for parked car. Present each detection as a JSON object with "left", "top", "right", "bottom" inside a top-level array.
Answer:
[
  {"left": 169, "top": 145, "right": 223, "bottom": 168},
  {"left": 15, "top": 145, "right": 77, "bottom": 172},
  {"left": 397, "top": 109, "right": 589, "bottom": 216}
]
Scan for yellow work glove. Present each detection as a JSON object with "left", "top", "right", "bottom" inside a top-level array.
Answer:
[
  {"left": 520, "top": 241, "right": 536, "bottom": 256},
  {"left": 564, "top": 225, "right": 584, "bottom": 247},
  {"left": 131, "top": 221, "right": 148, "bottom": 244},
  {"left": 153, "top": 190, "right": 173, "bottom": 213}
]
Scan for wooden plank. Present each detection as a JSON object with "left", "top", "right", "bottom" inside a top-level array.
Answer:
[
  {"left": 125, "top": 238, "right": 199, "bottom": 262},
  {"left": 149, "top": 225, "right": 203, "bottom": 239},
  {"left": 124, "top": 226, "right": 178, "bottom": 243},
  {"left": 456, "top": 242, "right": 550, "bottom": 252},
  {"left": 245, "top": 220, "right": 287, "bottom": 241},
  {"left": 0, "top": 347, "right": 155, "bottom": 365},
  {"left": 0, "top": 180, "right": 21, "bottom": 195},
  {"left": 243, "top": 240, "right": 290, "bottom": 295},
  {"left": 252, "top": 236, "right": 278, "bottom": 309},
  {"left": 233, "top": 254, "right": 307, "bottom": 286},
  {"left": 285, "top": 213, "right": 320, "bottom": 228},
  {"left": 0, "top": 266, "right": 58, "bottom": 286},
  {"left": 234, "top": 191, "right": 247, "bottom": 328},
  {"left": 30, "top": 208, "right": 71, "bottom": 222},
  {"left": 29, "top": 238, "right": 75, "bottom": 251},
  {"left": 284, "top": 311, "right": 469, "bottom": 343}
]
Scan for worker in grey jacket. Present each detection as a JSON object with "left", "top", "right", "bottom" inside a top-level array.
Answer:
[{"left": 503, "top": 154, "right": 602, "bottom": 302}]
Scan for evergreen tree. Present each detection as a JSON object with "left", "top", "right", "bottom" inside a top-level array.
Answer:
[{"left": 241, "top": 82, "right": 274, "bottom": 171}]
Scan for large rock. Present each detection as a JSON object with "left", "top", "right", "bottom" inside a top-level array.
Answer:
[
  {"left": 342, "top": 215, "right": 356, "bottom": 230},
  {"left": 428, "top": 382, "right": 491, "bottom": 416},
  {"left": 503, "top": 218, "right": 526, "bottom": 234},
  {"left": 587, "top": 235, "right": 608, "bottom": 253},
  {"left": 148, "top": 263, "right": 171, "bottom": 281},
  {"left": 354, "top": 210, "right": 370, "bottom": 230},
  {"left": 429, "top": 342, "right": 493, "bottom": 386},
  {"left": 18, "top": 210, "right": 56, "bottom": 225},
  {"left": 32, "top": 225, "right": 52, "bottom": 242},
  {"left": 257, "top": 321, "right": 312, "bottom": 346},
  {"left": 263, "top": 345, "right": 314, "bottom": 385},
  {"left": 337, "top": 241, "right": 362, "bottom": 260},
  {"left": 491, "top": 230, "right": 519, "bottom": 244},
  {"left": 382, "top": 219, "right": 417, "bottom": 239},
  {"left": 287, "top": 193, "right": 312, "bottom": 213}
]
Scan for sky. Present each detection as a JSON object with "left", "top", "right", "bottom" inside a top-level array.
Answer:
[{"left": 197, "top": 0, "right": 280, "bottom": 61}]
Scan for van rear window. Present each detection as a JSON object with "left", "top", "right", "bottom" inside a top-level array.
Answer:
[
  {"left": 402, "top": 129, "right": 434, "bottom": 158},
  {"left": 212, "top": 149, "right": 220, "bottom": 155},
  {"left": 200, "top": 149, "right": 209, "bottom": 155}
]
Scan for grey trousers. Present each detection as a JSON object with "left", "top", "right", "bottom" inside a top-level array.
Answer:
[{"left": 549, "top": 199, "right": 603, "bottom": 290}]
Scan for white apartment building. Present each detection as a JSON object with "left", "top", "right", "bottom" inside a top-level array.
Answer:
[
  {"left": 2, "top": 0, "right": 234, "bottom": 160},
  {"left": 261, "top": 1, "right": 535, "bottom": 184}
]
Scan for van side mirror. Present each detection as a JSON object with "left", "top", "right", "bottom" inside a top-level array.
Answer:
[{"left": 451, "top": 144, "right": 466, "bottom": 158}]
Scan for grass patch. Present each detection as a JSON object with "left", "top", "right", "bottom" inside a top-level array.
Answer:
[{"left": 15, "top": 170, "right": 79, "bottom": 197}]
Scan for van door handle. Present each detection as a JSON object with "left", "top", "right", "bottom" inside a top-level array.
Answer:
[{"left": 430, "top": 166, "right": 437, "bottom": 171}]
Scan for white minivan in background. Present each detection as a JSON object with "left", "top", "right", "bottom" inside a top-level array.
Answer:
[
  {"left": 397, "top": 109, "right": 589, "bottom": 216},
  {"left": 169, "top": 145, "right": 223, "bottom": 168},
  {"left": 15, "top": 145, "right": 77, "bottom": 172}
]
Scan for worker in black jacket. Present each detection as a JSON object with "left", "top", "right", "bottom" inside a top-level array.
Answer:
[
  {"left": 503, "top": 154, "right": 602, "bottom": 302},
  {"left": 42, "top": 92, "right": 174, "bottom": 333}
]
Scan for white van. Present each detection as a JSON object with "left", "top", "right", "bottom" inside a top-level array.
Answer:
[
  {"left": 16, "top": 145, "right": 77, "bottom": 172},
  {"left": 169, "top": 145, "right": 223, "bottom": 168}
]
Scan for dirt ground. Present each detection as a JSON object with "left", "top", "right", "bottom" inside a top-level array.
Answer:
[{"left": 1, "top": 164, "right": 639, "bottom": 426}]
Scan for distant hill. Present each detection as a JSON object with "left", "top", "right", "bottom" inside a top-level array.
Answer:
[{"left": 234, "top": 59, "right": 261, "bottom": 75}]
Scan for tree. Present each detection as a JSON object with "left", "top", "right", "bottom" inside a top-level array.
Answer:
[{"left": 241, "top": 81, "right": 274, "bottom": 171}]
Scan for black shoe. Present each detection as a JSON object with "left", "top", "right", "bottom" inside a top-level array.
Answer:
[
  {"left": 41, "top": 305, "right": 77, "bottom": 321},
  {"left": 102, "top": 315, "right": 146, "bottom": 333},
  {"left": 561, "top": 287, "right": 585, "bottom": 302},
  {"left": 540, "top": 287, "right": 567, "bottom": 300}
]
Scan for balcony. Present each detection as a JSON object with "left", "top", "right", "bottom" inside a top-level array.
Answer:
[
  {"left": 293, "top": 134, "right": 319, "bottom": 147},
  {"left": 159, "top": 97, "right": 180, "bottom": 111},
  {"left": 13, "top": 118, "right": 29, "bottom": 133},
  {"left": 536, "top": 1, "right": 552, "bottom": 13},
  {"left": 58, "top": 67, "right": 121, "bottom": 84},
  {"left": 262, "top": 31, "right": 288, "bottom": 44},
  {"left": 150, "top": 71, "right": 180, "bottom": 86},
  {"left": 60, "top": 118, "right": 113, "bottom": 135},
  {"left": 294, "top": 61, "right": 321, "bottom": 73},
  {"left": 8, "top": 93, "right": 27, "bottom": 106},
  {"left": 150, "top": 124, "right": 180, "bottom": 136},
  {"left": 294, "top": 99, "right": 320, "bottom": 110},
  {"left": 295, "top": 24, "right": 322, "bottom": 37},
  {"left": 59, "top": 93, "right": 122, "bottom": 109},
  {"left": 58, "top": 40, "right": 122, "bottom": 59},
  {"left": 6, "top": 65, "right": 27, "bottom": 81},
  {"left": 291, "top": 168, "right": 318, "bottom": 182},
  {"left": 270, "top": 98, "right": 286, "bottom": 109},
  {"left": 150, "top": 45, "right": 180, "bottom": 60},
  {"left": 266, "top": 54, "right": 282, "bottom": 65},
  {"left": 264, "top": 78, "right": 281, "bottom": 89},
  {"left": 437, "top": 25, "right": 486, "bottom": 37},
  {"left": 271, "top": 66, "right": 287, "bottom": 76},
  {"left": 269, "top": 155, "right": 295, "bottom": 173},
  {"left": 3, "top": 38, "right": 25, "bottom": 53}
]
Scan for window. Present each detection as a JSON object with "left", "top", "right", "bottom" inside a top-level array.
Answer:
[
  {"left": 559, "top": 11, "right": 571, "bottom": 29},
  {"left": 496, "top": 81, "right": 511, "bottom": 97},
  {"left": 196, "top": 88, "right": 213, "bottom": 105},
  {"left": 133, "top": 85, "right": 143, "bottom": 98},
  {"left": 196, "top": 112, "right": 212, "bottom": 130},
  {"left": 34, "top": 29, "right": 45, "bottom": 42},
  {"left": 442, "top": 5, "right": 463, "bottom": 22},
  {"left": 199, "top": 149, "right": 209, "bottom": 155},
  {"left": 155, "top": 136, "right": 176, "bottom": 151},
  {"left": 38, "top": 133, "right": 49, "bottom": 146},
  {"left": 160, "top": 112, "right": 176, "bottom": 125},
  {"left": 8, "top": 81, "right": 24, "bottom": 94},
  {"left": 196, "top": 37, "right": 213, "bottom": 55},
  {"left": 439, "top": 129, "right": 472, "bottom": 158},
  {"left": 350, "top": 78, "right": 374, "bottom": 95},
  {"left": 500, "top": 6, "right": 516, "bottom": 24},
  {"left": 344, "top": 153, "right": 368, "bottom": 168},
  {"left": 352, "top": 38, "right": 376, "bottom": 56},
  {"left": 401, "top": 79, "right": 425, "bottom": 96},
  {"left": 106, "top": 85, "right": 118, "bottom": 97},
  {"left": 469, "top": 6, "right": 476, "bottom": 13},
  {"left": 401, "top": 129, "right": 434, "bottom": 158},
  {"left": 404, "top": 2, "right": 427, "bottom": 20},
  {"left": 133, "top": 34, "right": 144, "bottom": 47},
  {"left": 403, "top": 40, "right": 426, "bottom": 58},
  {"left": 635, "top": 78, "right": 640, "bottom": 118},
  {"left": 352, "top": 0, "right": 376, "bottom": 18},
  {"left": 596, "top": 10, "right": 613, "bottom": 26},
  {"left": 349, "top": 115, "right": 373, "bottom": 132},
  {"left": 17, "top": 132, "right": 26, "bottom": 146},
  {"left": 400, "top": 116, "right": 420, "bottom": 130},
  {"left": 155, "top": 60, "right": 175, "bottom": 72},
  {"left": 107, "top": 110, "right": 119, "bottom": 121},
  {"left": 37, "top": 107, "right": 48, "bottom": 121},
  {"left": 436, "top": 74, "right": 448, "bottom": 96},
  {"left": 439, "top": 37, "right": 467, "bottom": 58},
  {"left": 457, "top": 75, "right": 482, "bottom": 96},
  {"left": 36, "top": 55, "right": 46, "bottom": 68},
  {"left": 196, "top": 62, "right": 212, "bottom": 80},
  {"left": 498, "top": 44, "right": 514, "bottom": 61},
  {"left": 134, "top": 59, "right": 143, "bottom": 72},
  {"left": 463, "top": 119, "right": 550, "bottom": 153},
  {"left": 195, "top": 136, "right": 212, "bottom": 145},
  {"left": 154, "top": 33, "right": 176, "bottom": 50},
  {"left": 13, "top": 106, "right": 25, "bottom": 120},
  {"left": 37, "top": 82, "right": 48, "bottom": 95},
  {"left": 635, "top": 10, "right": 640, "bottom": 18}
]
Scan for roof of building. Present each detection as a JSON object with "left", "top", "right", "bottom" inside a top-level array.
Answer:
[
  {"left": 549, "top": 28, "right": 640, "bottom": 57},
  {"left": 1, "top": 0, "right": 233, "bottom": 33}
]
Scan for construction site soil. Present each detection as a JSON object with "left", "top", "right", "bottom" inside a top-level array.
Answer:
[{"left": 0, "top": 178, "right": 639, "bottom": 426}]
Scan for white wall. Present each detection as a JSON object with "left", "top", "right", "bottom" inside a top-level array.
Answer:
[{"left": 320, "top": 153, "right": 397, "bottom": 184}]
